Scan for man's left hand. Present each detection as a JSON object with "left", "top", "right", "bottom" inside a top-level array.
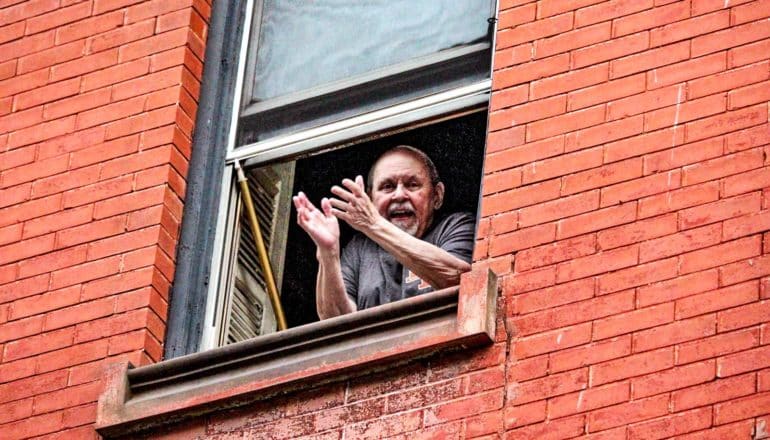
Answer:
[{"left": 329, "top": 176, "right": 382, "bottom": 233}]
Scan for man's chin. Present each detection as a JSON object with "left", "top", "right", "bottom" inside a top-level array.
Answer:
[{"left": 390, "top": 218, "right": 419, "bottom": 236}]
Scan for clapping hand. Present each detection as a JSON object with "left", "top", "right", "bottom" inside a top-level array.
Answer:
[
  {"left": 293, "top": 192, "right": 340, "bottom": 255},
  {"left": 328, "top": 175, "right": 381, "bottom": 233}
]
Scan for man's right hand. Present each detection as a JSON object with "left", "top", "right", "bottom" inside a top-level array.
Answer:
[
  {"left": 294, "top": 192, "right": 355, "bottom": 319},
  {"left": 293, "top": 192, "right": 340, "bottom": 256}
]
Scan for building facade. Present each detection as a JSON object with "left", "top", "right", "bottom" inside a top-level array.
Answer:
[{"left": 1, "top": 0, "right": 769, "bottom": 438}]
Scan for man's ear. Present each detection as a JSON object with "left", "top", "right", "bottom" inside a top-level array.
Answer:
[{"left": 433, "top": 182, "right": 445, "bottom": 210}]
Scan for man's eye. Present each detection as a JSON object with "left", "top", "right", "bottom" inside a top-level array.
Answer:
[{"left": 381, "top": 184, "right": 394, "bottom": 191}]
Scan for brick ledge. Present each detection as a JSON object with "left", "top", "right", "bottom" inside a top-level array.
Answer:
[{"left": 95, "top": 269, "right": 497, "bottom": 438}]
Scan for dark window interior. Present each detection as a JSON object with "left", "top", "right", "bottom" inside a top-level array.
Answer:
[{"left": 277, "top": 111, "right": 488, "bottom": 327}]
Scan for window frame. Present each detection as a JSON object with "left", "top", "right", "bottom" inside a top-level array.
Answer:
[{"left": 165, "top": 0, "right": 499, "bottom": 359}]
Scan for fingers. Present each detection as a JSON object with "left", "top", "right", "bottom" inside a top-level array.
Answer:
[
  {"left": 341, "top": 178, "right": 365, "bottom": 197},
  {"left": 294, "top": 192, "right": 320, "bottom": 214},
  {"left": 330, "top": 207, "right": 349, "bottom": 223},
  {"left": 330, "top": 185, "right": 354, "bottom": 202},
  {"left": 321, "top": 197, "right": 333, "bottom": 217},
  {"left": 299, "top": 191, "right": 318, "bottom": 211},
  {"left": 328, "top": 197, "right": 347, "bottom": 212}
]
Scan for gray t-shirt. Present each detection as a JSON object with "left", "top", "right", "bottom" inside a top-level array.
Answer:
[{"left": 340, "top": 212, "right": 475, "bottom": 310}]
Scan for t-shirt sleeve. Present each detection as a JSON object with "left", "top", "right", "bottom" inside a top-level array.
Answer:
[
  {"left": 434, "top": 212, "right": 476, "bottom": 263},
  {"left": 340, "top": 236, "right": 361, "bottom": 306}
]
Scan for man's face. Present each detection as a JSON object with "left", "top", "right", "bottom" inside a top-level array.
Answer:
[{"left": 369, "top": 151, "right": 443, "bottom": 238}]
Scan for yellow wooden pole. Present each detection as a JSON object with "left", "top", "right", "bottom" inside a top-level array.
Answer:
[{"left": 234, "top": 160, "right": 287, "bottom": 331}]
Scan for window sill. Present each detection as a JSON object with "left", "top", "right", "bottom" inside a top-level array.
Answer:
[{"left": 95, "top": 268, "right": 497, "bottom": 438}]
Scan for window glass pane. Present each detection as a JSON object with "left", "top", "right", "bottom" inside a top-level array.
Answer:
[{"left": 251, "top": 0, "right": 493, "bottom": 102}]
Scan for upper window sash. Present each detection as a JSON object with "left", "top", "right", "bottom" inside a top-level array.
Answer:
[
  {"left": 230, "top": 0, "right": 496, "bottom": 157},
  {"left": 231, "top": 79, "right": 491, "bottom": 167}
]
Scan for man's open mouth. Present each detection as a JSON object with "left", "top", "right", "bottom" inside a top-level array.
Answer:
[{"left": 388, "top": 208, "right": 415, "bottom": 221}]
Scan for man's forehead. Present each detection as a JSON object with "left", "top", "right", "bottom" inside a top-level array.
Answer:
[{"left": 371, "top": 150, "right": 429, "bottom": 181}]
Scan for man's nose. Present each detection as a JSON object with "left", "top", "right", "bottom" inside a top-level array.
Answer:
[{"left": 392, "top": 183, "right": 407, "bottom": 200}]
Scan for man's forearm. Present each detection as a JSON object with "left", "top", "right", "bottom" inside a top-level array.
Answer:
[
  {"left": 315, "top": 251, "right": 356, "bottom": 319},
  {"left": 365, "top": 218, "right": 471, "bottom": 289}
]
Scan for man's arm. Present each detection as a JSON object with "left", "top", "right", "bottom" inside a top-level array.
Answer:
[
  {"left": 315, "top": 248, "right": 356, "bottom": 319},
  {"left": 330, "top": 177, "right": 470, "bottom": 289},
  {"left": 366, "top": 216, "right": 470, "bottom": 289},
  {"left": 293, "top": 192, "right": 356, "bottom": 319}
]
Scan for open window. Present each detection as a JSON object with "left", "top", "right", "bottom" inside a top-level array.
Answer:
[
  {"left": 214, "top": 111, "right": 489, "bottom": 345},
  {"left": 166, "top": 0, "right": 498, "bottom": 355}
]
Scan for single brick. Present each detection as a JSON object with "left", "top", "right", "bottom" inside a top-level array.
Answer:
[
  {"left": 631, "top": 360, "right": 715, "bottom": 399},
  {"left": 530, "top": 63, "right": 609, "bottom": 100},
  {"left": 684, "top": 104, "right": 767, "bottom": 143},
  {"left": 729, "top": 78, "right": 770, "bottom": 110},
  {"left": 597, "top": 213, "right": 677, "bottom": 250},
  {"left": 548, "top": 381, "right": 629, "bottom": 419},
  {"left": 603, "top": 126, "right": 684, "bottom": 164},
  {"left": 489, "top": 223, "right": 555, "bottom": 257},
  {"left": 504, "top": 400, "right": 545, "bottom": 429},
  {"left": 508, "top": 368, "right": 588, "bottom": 405},
  {"left": 482, "top": 178, "right": 560, "bottom": 218},
  {"left": 677, "top": 281, "right": 759, "bottom": 320},
  {"left": 723, "top": 210, "right": 770, "bottom": 240},
  {"left": 647, "top": 52, "right": 726, "bottom": 90},
  {"left": 562, "top": 158, "right": 642, "bottom": 195},
  {"left": 688, "top": 60, "right": 770, "bottom": 99},
  {"left": 692, "top": 17, "right": 770, "bottom": 57},
  {"left": 638, "top": 181, "right": 720, "bottom": 219},
  {"left": 643, "top": 137, "right": 724, "bottom": 176},
  {"left": 639, "top": 223, "right": 721, "bottom": 263},
  {"left": 535, "top": 22, "right": 611, "bottom": 59},
  {"left": 565, "top": 114, "right": 644, "bottom": 153},
  {"left": 714, "top": 391, "right": 770, "bottom": 424},
  {"left": 575, "top": 0, "right": 653, "bottom": 28},
  {"left": 644, "top": 93, "right": 727, "bottom": 132},
  {"left": 612, "top": 0, "right": 689, "bottom": 37},
  {"left": 671, "top": 373, "right": 756, "bottom": 411},
  {"left": 517, "top": 188, "right": 599, "bottom": 228},
  {"left": 650, "top": 10, "right": 729, "bottom": 47},
  {"left": 568, "top": 73, "right": 645, "bottom": 111},
  {"left": 587, "top": 394, "right": 668, "bottom": 432},
  {"left": 728, "top": 38, "right": 770, "bottom": 67},
  {"left": 514, "top": 277, "right": 595, "bottom": 315},
  {"left": 600, "top": 170, "right": 681, "bottom": 207},
  {"left": 607, "top": 84, "right": 682, "bottom": 120},
  {"left": 572, "top": 32, "right": 649, "bottom": 69},
  {"left": 512, "top": 290, "right": 634, "bottom": 336},
  {"left": 516, "top": 233, "right": 597, "bottom": 273},
  {"left": 720, "top": 254, "right": 770, "bottom": 286},
  {"left": 503, "top": 414, "right": 585, "bottom": 440},
  {"left": 557, "top": 202, "right": 636, "bottom": 240},
  {"left": 488, "top": 95, "right": 566, "bottom": 131},
  {"left": 526, "top": 104, "right": 605, "bottom": 142},
  {"left": 522, "top": 146, "right": 603, "bottom": 185},
  {"left": 513, "top": 323, "right": 592, "bottom": 358},
  {"left": 592, "top": 302, "right": 673, "bottom": 341},
  {"left": 497, "top": 12, "right": 573, "bottom": 49},
  {"left": 626, "top": 407, "right": 712, "bottom": 439},
  {"left": 556, "top": 244, "right": 637, "bottom": 283},
  {"left": 717, "top": 300, "right": 770, "bottom": 333}
]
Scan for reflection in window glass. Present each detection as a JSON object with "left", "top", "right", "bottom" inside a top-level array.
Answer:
[{"left": 252, "top": 0, "right": 493, "bottom": 102}]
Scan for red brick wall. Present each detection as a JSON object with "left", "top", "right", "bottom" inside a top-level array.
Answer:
[
  {"left": 2, "top": 0, "right": 770, "bottom": 439},
  {"left": 0, "top": 0, "right": 208, "bottom": 438}
]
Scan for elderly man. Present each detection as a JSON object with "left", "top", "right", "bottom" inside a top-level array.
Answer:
[{"left": 293, "top": 145, "right": 475, "bottom": 319}]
